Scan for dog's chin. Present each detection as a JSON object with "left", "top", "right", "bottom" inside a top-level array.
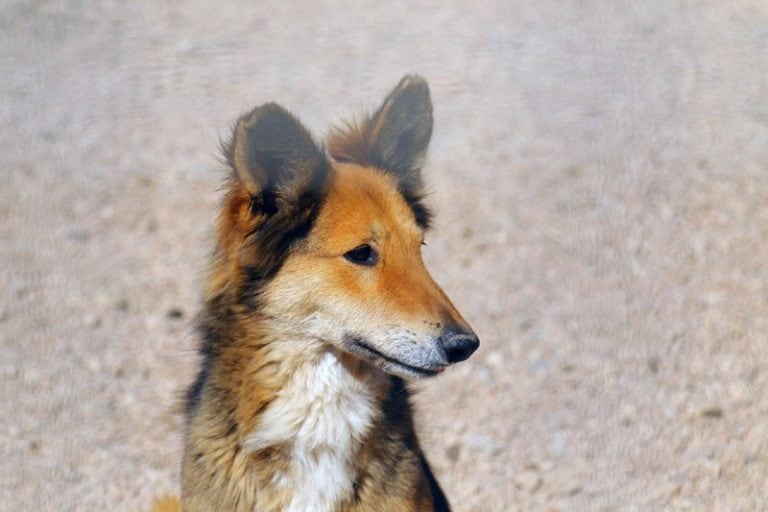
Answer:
[{"left": 344, "top": 336, "right": 446, "bottom": 379}]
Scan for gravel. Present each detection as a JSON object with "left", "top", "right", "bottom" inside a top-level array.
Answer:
[{"left": 2, "top": 1, "right": 768, "bottom": 510}]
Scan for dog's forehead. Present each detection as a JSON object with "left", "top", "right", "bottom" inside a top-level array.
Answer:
[{"left": 312, "top": 163, "right": 422, "bottom": 245}]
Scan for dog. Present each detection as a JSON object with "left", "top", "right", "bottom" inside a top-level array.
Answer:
[{"left": 155, "top": 75, "right": 479, "bottom": 512}]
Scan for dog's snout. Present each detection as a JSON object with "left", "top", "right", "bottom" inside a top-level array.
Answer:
[{"left": 438, "top": 327, "right": 479, "bottom": 364}]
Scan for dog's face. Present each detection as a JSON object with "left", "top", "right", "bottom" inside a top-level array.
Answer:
[
  {"left": 217, "top": 76, "right": 478, "bottom": 379},
  {"left": 263, "top": 163, "right": 477, "bottom": 378}
]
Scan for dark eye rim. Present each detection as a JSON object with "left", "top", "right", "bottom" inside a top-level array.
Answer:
[{"left": 344, "top": 244, "right": 378, "bottom": 266}]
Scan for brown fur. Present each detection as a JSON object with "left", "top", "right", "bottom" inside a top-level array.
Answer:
[{"left": 157, "top": 76, "right": 477, "bottom": 511}]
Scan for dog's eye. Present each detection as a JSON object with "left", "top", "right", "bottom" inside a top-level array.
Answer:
[{"left": 344, "top": 244, "right": 378, "bottom": 266}]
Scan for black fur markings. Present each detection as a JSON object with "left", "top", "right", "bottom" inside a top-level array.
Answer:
[
  {"left": 420, "top": 455, "right": 451, "bottom": 512},
  {"left": 381, "top": 378, "right": 452, "bottom": 511},
  {"left": 238, "top": 189, "right": 325, "bottom": 309},
  {"left": 398, "top": 183, "right": 433, "bottom": 230},
  {"left": 185, "top": 356, "right": 210, "bottom": 416},
  {"left": 249, "top": 190, "right": 278, "bottom": 217},
  {"left": 185, "top": 294, "right": 233, "bottom": 416}
]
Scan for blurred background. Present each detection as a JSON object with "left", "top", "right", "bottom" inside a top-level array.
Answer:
[{"left": 2, "top": 1, "right": 768, "bottom": 510}]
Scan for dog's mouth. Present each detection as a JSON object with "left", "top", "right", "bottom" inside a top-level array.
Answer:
[{"left": 346, "top": 337, "right": 445, "bottom": 378}]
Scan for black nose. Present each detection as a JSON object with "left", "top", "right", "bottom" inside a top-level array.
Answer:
[{"left": 439, "top": 328, "right": 480, "bottom": 364}]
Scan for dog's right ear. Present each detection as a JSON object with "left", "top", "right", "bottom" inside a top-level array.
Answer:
[
  {"left": 226, "top": 103, "right": 328, "bottom": 215},
  {"left": 328, "top": 75, "right": 432, "bottom": 191},
  {"left": 327, "top": 75, "right": 434, "bottom": 228}
]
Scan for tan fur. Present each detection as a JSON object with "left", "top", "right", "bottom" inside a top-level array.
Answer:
[
  {"left": 287, "top": 164, "right": 466, "bottom": 328},
  {"left": 152, "top": 496, "right": 181, "bottom": 512}
]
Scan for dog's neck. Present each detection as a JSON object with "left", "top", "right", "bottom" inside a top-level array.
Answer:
[
  {"left": 241, "top": 335, "right": 390, "bottom": 511},
  {"left": 243, "top": 342, "right": 388, "bottom": 452}
]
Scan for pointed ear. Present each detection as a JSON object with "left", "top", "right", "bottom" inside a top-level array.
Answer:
[
  {"left": 368, "top": 75, "right": 433, "bottom": 187},
  {"left": 227, "top": 103, "right": 328, "bottom": 212},
  {"left": 328, "top": 75, "right": 433, "bottom": 191}
]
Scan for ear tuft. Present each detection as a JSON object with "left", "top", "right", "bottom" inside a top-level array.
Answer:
[
  {"left": 225, "top": 103, "right": 328, "bottom": 205},
  {"left": 328, "top": 74, "right": 433, "bottom": 191}
]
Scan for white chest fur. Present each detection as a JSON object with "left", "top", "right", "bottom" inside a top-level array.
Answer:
[{"left": 245, "top": 349, "right": 380, "bottom": 512}]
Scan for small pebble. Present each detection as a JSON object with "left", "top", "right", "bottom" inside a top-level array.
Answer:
[
  {"left": 566, "top": 481, "right": 583, "bottom": 496},
  {"left": 515, "top": 468, "right": 542, "bottom": 493},
  {"left": 647, "top": 356, "right": 660, "bottom": 374},
  {"left": 446, "top": 443, "right": 461, "bottom": 463},
  {"left": 700, "top": 406, "right": 723, "bottom": 419},
  {"left": 167, "top": 308, "right": 184, "bottom": 320},
  {"left": 67, "top": 229, "right": 90, "bottom": 243}
]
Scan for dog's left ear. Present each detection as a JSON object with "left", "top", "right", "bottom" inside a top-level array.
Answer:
[{"left": 329, "top": 75, "right": 433, "bottom": 193}]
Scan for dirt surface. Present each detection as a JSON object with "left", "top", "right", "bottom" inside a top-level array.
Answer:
[{"left": 2, "top": 1, "right": 768, "bottom": 511}]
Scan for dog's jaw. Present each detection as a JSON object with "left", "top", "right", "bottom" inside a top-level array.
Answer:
[{"left": 344, "top": 334, "right": 447, "bottom": 379}]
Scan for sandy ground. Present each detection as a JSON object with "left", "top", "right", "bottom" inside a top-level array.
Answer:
[{"left": 2, "top": 1, "right": 768, "bottom": 510}]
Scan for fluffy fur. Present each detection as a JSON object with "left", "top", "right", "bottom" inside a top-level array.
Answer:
[{"left": 155, "top": 75, "right": 478, "bottom": 512}]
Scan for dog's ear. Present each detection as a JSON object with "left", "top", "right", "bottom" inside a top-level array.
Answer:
[
  {"left": 329, "top": 75, "right": 433, "bottom": 193},
  {"left": 227, "top": 103, "right": 328, "bottom": 214},
  {"left": 218, "top": 104, "right": 329, "bottom": 288},
  {"left": 367, "top": 75, "right": 433, "bottom": 190}
]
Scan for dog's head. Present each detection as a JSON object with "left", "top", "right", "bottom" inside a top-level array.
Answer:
[{"left": 213, "top": 75, "right": 478, "bottom": 379}]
